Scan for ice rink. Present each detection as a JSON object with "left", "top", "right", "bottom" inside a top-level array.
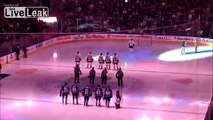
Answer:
[{"left": 0, "top": 39, "right": 213, "bottom": 120}]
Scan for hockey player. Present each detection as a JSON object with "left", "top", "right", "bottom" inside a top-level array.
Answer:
[
  {"left": 88, "top": 67, "right": 96, "bottom": 85},
  {"left": 95, "top": 85, "right": 103, "bottom": 106},
  {"left": 59, "top": 82, "right": 70, "bottom": 104},
  {"left": 115, "top": 90, "right": 121, "bottom": 109},
  {"left": 104, "top": 85, "right": 113, "bottom": 107},
  {"left": 116, "top": 67, "right": 124, "bottom": 87},
  {"left": 128, "top": 39, "right": 135, "bottom": 52},
  {"left": 98, "top": 53, "right": 104, "bottom": 69},
  {"left": 71, "top": 84, "right": 79, "bottom": 104},
  {"left": 194, "top": 39, "right": 198, "bottom": 53},
  {"left": 82, "top": 85, "right": 92, "bottom": 106},
  {"left": 75, "top": 51, "right": 81, "bottom": 65},
  {"left": 112, "top": 53, "right": 119, "bottom": 70},
  {"left": 181, "top": 40, "right": 186, "bottom": 54},
  {"left": 87, "top": 52, "right": 93, "bottom": 68},
  {"left": 74, "top": 64, "right": 82, "bottom": 84},
  {"left": 101, "top": 68, "right": 108, "bottom": 86},
  {"left": 105, "top": 52, "right": 111, "bottom": 70}
]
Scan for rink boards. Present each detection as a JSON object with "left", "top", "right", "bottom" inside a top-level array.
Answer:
[{"left": 0, "top": 33, "right": 212, "bottom": 65}]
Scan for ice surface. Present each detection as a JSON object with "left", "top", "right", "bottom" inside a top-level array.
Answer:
[{"left": 0, "top": 40, "right": 212, "bottom": 120}]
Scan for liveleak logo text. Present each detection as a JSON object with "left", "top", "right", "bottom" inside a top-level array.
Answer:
[{"left": 4, "top": 7, "right": 49, "bottom": 18}]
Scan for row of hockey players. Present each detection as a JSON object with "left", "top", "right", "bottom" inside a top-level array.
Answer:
[
  {"left": 74, "top": 64, "right": 124, "bottom": 87},
  {"left": 75, "top": 51, "right": 119, "bottom": 70},
  {"left": 60, "top": 82, "right": 121, "bottom": 109}
]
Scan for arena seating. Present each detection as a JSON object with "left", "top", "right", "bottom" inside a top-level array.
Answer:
[{"left": 0, "top": 0, "right": 212, "bottom": 46}]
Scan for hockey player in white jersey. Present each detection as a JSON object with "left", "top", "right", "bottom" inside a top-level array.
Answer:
[
  {"left": 112, "top": 53, "right": 119, "bottom": 70},
  {"left": 75, "top": 51, "right": 81, "bottom": 65},
  {"left": 105, "top": 52, "right": 111, "bottom": 70},
  {"left": 98, "top": 53, "right": 104, "bottom": 69},
  {"left": 86, "top": 52, "right": 93, "bottom": 68},
  {"left": 128, "top": 39, "right": 135, "bottom": 52}
]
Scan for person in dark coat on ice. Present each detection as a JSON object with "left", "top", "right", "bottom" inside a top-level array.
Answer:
[
  {"left": 101, "top": 68, "right": 108, "bottom": 86},
  {"left": 116, "top": 67, "right": 124, "bottom": 87},
  {"left": 74, "top": 64, "right": 82, "bottom": 84},
  {"left": 88, "top": 67, "right": 96, "bottom": 85}
]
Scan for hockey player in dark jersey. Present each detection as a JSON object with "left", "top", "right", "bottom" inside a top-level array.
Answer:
[
  {"left": 112, "top": 53, "right": 119, "bottom": 70},
  {"left": 59, "top": 82, "right": 70, "bottom": 104},
  {"left": 71, "top": 84, "right": 79, "bottom": 104},
  {"left": 74, "top": 64, "right": 82, "bottom": 84},
  {"left": 105, "top": 52, "right": 111, "bottom": 70},
  {"left": 101, "top": 68, "right": 108, "bottom": 86},
  {"left": 95, "top": 85, "right": 103, "bottom": 106},
  {"left": 75, "top": 51, "right": 81, "bottom": 65},
  {"left": 88, "top": 67, "right": 96, "bottom": 85},
  {"left": 87, "top": 52, "right": 93, "bottom": 68},
  {"left": 104, "top": 86, "right": 113, "bottom": 107},
  {"left": 82, "top": 85, "right": 92, "bottom": 106},
  {"left": 98, "top": 53, "right": 104, "bottom": 69}
]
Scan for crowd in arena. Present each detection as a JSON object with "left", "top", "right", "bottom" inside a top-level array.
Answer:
[{"left": 59, "top": 0, "right": 213, "bottom": 36}]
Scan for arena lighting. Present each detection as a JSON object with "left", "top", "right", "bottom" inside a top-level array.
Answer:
[
  {"left": 158, "top": 46, "right": 213, "bottom": 61},
  {"left": 124, "top": 62, "right": 128, "bottom": 67},
  {"left": 150, "top": 97, "right": 162, "bottom": 105},
  {"left": 53, "top": 52, "right": 58, "bottom": 58},
  {"left": 163, "top": 97, "right": 171, "bottom": 103},
  {"left": 26, "top": 100, "right": 33, "bottom": 106},
  {"left": 125, "top": 0, "right": 128, "bottom": 3},
  {"left": 37, "top": 17, "right": 57, "bottom": 23}
]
